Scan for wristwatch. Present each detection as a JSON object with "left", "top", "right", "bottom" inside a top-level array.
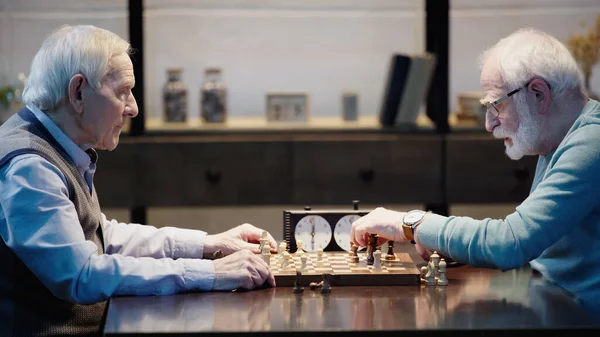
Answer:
[{"left": 402, "top": 210, "right": 428, "bottom": 244}]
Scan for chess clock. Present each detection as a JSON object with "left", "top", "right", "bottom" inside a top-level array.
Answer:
[{"left": 283, "top": 200, "right": 371, "bottom": 253}]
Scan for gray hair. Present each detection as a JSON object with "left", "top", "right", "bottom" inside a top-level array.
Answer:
[
  {"left": 478, "top": 27, "right": 585, "bottom": 102},
  {"left": 22, "top": 24, "right": 131, "bottom": 111}
]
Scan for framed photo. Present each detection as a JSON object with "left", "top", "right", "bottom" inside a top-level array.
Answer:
[{"left": 266, "top": 92, "right": 310, "bottom": 122}]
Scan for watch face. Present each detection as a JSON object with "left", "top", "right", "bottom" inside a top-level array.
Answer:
[{"left": 404, "top": 211, "right": 424, "bottom": 225}]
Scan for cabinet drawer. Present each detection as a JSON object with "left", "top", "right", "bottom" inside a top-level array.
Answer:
[
  {"left": 292, "top": 138, "right": 443, "bottom": 205},
  {"left": 136, "top": 141, "right": 293, "bottom": 206},
  {"left": 447, "top": 135, "right": 537, "bottom": 203}
]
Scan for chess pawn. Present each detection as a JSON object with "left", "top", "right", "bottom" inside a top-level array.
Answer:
[
  {"left": 430, "top": 251, "right": 441, "bottom": 277},
  {"left": 320, "top": 274, "right": 331, "bottom": 294},
  {"left": 437, "top": 258, "right": 448, "bottom": 286},
  {"left": 372, "top": 249, "right": 382, "bottom": 271},
  {"left": 293, "top": 271, "right": 304, "bottom": 294},
  {"left": 281, "top": 251, "right": 291, "bottom": 269},
  {"left": 296, "top": 240, "right": 305, "bottom": 254},
  {"left": 385, "top": 240, "right": 396, "bottom": 260},
  {"left": 316, "top": 248, "right": 325, "bottom": 267},
  {"left": 300, "top": 255, "right": 308, "bottom": 271},
  {"left": 261, "top": 245, "right": 271, "bottom": 265}
]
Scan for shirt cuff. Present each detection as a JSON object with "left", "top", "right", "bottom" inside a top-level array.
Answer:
[
  {"left": 173, "top": 228, "right": 207, "bottom": 260},
  {"left": 183, "top": 259, "right": 215, "bottom": 291},
  {"left": 414, "top": 213, "right": 448, "bottom": 251}
]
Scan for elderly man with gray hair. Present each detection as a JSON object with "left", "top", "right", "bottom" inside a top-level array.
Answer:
[
  {"left": 352, "top": 27, "right": 600, "bottom": 317},
  {"left": 0, "top": 25, "right": 276, "bottom": 336}
]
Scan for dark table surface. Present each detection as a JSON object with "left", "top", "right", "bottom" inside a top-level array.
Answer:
[{"left": 103, "top": 256, "right": 600, "bottom": 336}]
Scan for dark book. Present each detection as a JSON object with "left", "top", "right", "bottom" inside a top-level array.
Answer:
[{"left": 379, "top": 54, "right": 412, "bottom": 126}]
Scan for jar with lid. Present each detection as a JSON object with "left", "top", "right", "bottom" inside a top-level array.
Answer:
[
  {"left": 163, "top": 67, "right": 188, "bottom": 122},
  {"left": 200, "top": 67, "right": 227, "bottom": 123}
]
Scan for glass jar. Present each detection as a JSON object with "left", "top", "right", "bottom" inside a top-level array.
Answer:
[
  {"left": 200, "top": 67, "right": 227, "bottom": 123},
  {"left": 163, "top": 67, "right": 188, "bottom": 122}
]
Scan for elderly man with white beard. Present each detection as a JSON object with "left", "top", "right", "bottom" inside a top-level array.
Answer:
[{"left": 351, "top": 27, "right": 600, "bottom": 315}]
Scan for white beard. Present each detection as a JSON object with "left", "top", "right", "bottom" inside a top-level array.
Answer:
[{"left": 494, "top": 100, "right": 540, "bottom": 160}]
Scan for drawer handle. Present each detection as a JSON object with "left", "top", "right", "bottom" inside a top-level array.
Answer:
[
  {"left": 205, "top": 167, "right": 222, "bottom": 184},
  {"left": 359, "top": 168, "right": 374, "bottom": 183}
]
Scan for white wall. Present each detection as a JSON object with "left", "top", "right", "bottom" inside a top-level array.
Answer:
[{"left": 1, "top": 0, "right": 599, "bottom": 119}]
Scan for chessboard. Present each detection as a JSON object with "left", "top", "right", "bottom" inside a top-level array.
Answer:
[{"left": 267, "top": 251, "right": 421, "bottom": 287}]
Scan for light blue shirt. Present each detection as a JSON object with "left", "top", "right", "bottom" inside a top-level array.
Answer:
[
  {"left": 0, "top": 105, "right": 215, "bottom": 304},
  {"left": 417, "top": 99, "right": 600, "bottom": 317}
]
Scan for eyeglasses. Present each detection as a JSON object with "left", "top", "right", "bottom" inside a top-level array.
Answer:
[{"left": 481, "top": 82, "right": 530, "bottom": 118}]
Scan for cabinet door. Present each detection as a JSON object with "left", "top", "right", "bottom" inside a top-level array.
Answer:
[
  {"left": 446, "top": 134, "right": 537, "bottom": 203},
  {"left": 95, "top": 142, "right": 137, "bottom": 208},
  {"left": 135, "top": 141, "right": 293, "bottom": 206},
  {"left": 292, "top": 137, "right": 443, "bottom": 205}
]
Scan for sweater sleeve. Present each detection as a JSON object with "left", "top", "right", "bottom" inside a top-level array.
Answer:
[{"left": 415, "top": 122, "right": 600, "bottom": 270}]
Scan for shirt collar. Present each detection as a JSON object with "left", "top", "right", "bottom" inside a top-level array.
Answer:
[{"left": 26, "top": 104, "right": 94, "bottom": 169}]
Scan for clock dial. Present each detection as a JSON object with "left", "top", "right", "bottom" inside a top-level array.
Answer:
[
  {"left": 294, "top": 215, "right": 332, "bottom": 252},
  {"left": 334, "top": 214, "right": 361, "bottom": 252}
]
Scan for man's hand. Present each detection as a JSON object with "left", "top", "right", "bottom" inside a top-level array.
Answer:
[
  {"left": 351, "top": 207, "right": 408, "bottom": 247},
  {"left": 212, "top": 250, "right": 275, "bottom": 291},
  {"left": 204, "top": 223, "right": 278, "bottom": 257}
]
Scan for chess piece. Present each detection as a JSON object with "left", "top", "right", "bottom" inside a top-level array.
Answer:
[
  {"left": 385, "top": 240, "right": 395, "bottom": 260},
  {"left": 437, "top": 258, "right": 448, "bottom": 286},
  {"left": 261, "top": 245, "right": 271, "bottom": 265},
  {"left": 300, "top": 255, "right": 308, "bottom": 271},
  {"left": 320, "top": 274, "right": 331, "bottom": 294},
  {"left": 420, "top": 266, "right": 428, "bottom": 284},
  {"left": 259, "top": 231, "right": 269, "bottom": 252},
  {"left": 296, "top": 240, "right": 305, "bottom": 254},
  {"left": 316, "top": 248, "right": 325, "bottom": 267},
  {"left": 373, "top": 249, "right": 382, "bottom": 271},
  {"left": 424, "top": 260, "right": 436, "bottom": 286},
  {"left": 281, "top": 251, "right": 291, "bottom": 269},
  {"left": 293, "top": 271, "right": 304, "bottom": 293},
  {"left": 430, "top": 251, "right": 441, "bottom": 278},
  {"left": 350, "top": 244, "right": 359, "bottom": 263},
  {"left": 367, "top": 234, "right": 377, "bottom": 265},
  {"left": 310, "top": 281, "right": 323, "bottom": 290}
]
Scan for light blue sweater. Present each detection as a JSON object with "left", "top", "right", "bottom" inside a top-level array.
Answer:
[{"left": 417, "top": 98, "right": 600, "bottom": 314}]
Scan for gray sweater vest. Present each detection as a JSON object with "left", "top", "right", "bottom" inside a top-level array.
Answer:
[{"left": 0, "top": 107, "right": 106, "bottom": 336}]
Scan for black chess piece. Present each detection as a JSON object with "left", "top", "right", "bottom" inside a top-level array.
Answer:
[
  {"left": 293, "top": 270, "right": 304, "bottom": 294},
  {"left": 321, "top": 274, "right": 331, "bottom": 294},
  {"left": 367, "top": 234, "right": 377, "bottom": 265},
  {"left": 385, "top": 241, "right": 395, "bottom": 260}
]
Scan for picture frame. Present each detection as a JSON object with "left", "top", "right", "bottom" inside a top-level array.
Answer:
[{"left": 265, "top": 92, "right": 310, "bottom": 122}]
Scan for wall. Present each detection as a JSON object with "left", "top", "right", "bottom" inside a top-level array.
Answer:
[{"left": 1, "top": 0, "right": 599, "bottom": 121}]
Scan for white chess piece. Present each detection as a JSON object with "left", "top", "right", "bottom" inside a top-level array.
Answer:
[
  {"left": 296, "top": 240, "right": 305, "bottom": 254},
  {"left": 430, "top": 251, "right": 441, "bottom": 277},
  {"left": 437, "top": 258, "right": 448, "bottom": 286},
  {"left": 259, "top": 231, "right": 269, "bottom": 252},
  {"left": 300, "top": 255, "right": 308, "bottom": 271},
  {"left": 424, "top": 260, "right": 437, "bottom": 286},
  {"left": 281, "top": 251, "right": 291, "bottom": 269},
  {"left": 373, "top": 249, "right": 382, "bottom": 271},
  {"left": 316, "top": 248, "right": 325, "bottom": 267},
  {"left": 261, "top": 245, "right": 271, "bottom": 265}
]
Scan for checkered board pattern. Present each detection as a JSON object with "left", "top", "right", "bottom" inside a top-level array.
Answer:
[{"left": 268, "top": 252, "right": 421, "bottom": 287}]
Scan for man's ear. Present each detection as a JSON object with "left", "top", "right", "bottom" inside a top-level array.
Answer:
[
  {"left": 68, "top": 74, "right": 88, "bottom": 113},
  {"left": 528, "top": 77, "right": 551, "bottom": 115}
]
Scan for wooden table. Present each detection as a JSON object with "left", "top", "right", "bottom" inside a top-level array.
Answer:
[{"left": 103, "top": 263, "right": 600, "bottom": 336}]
